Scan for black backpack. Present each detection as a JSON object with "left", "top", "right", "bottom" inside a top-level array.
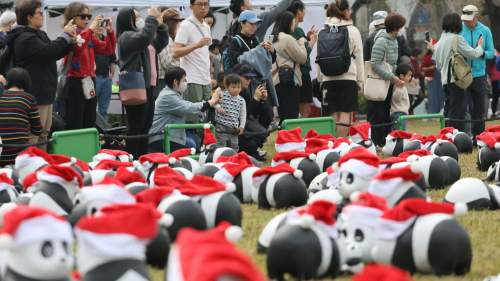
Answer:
[{"left": 315, "top": 25, "right": 352, "bottom": 76}]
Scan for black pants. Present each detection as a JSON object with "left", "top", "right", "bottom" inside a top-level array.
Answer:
[
  {"left": 239, "top": 118, "right": 268, "bottom": 158},
  {"left": 276, "top": 83, "right": 300, "bottom": 123},
  {"left": 444, "top": 77, "right": 488, "bottom": 136},
  {"left": 492, "top": 80, "right": 500, "bottom": 114},
  {"left": 366, "top": 85, "right": 393, "bottom": 147},
  {"left": 125, "top": 87, "right": 155, "bottom": 158},
  {"left": 409, "top": 94, "right": 424, "bottom": 114},
  {"left": 63, "top": 77, "right": 97, "bottom": 130}
]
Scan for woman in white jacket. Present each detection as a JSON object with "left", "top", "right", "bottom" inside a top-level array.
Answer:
[{"left": 317, "top": 0, "right": 364, "bottom": 136}]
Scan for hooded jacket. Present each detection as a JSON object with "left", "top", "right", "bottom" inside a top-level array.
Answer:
[
  {"left": 6, "top": 26, "right": 72, "bottom": 105},
  {"left": 460, "top": 21, "right": 494, "bottom": 78},
  {"left": 116, "top": 9, "right": 168, "bottom": 88}
]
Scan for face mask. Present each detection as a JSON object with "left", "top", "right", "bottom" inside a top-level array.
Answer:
[
  {"left": 177, "top": 81, "right": 188, "bottom": 93},
  {"left": 135, "top": 18, "right": 145, "bottom": 30}
]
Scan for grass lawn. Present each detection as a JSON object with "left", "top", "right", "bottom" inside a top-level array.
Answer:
[{"left": 150, "top": 119, "right": 500, "bottom": 281}]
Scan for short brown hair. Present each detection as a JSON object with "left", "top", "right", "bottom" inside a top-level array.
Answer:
[
  {"left": 15, "top": 0, "right": 42, "bottom": 26},
  {"left": 63, "top": 2, "right": 89, "bottom": 26},
  {"left": 326, "top": 0, "right": 350, "bottom": 20},
  {"left": 385, "top": 13, "right": 406, "bottom": 33},
  {"left": 224, "top": 73, "right": 241, "bottom": 87}
]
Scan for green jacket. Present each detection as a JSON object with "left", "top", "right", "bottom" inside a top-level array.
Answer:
[{"left": 292, "top": 27, "right": 312, "bottom": 74}]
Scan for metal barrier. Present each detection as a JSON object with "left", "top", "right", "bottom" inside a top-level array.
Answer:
[
  {"left": 163, "top": 123, "right": 215, "bottom": 154},
  {"left": 281, "top": 117, "right": 336, "bottom": 136},
  {"left": 51, "top": 128, "right": 100, "bottom": 162},
  {"left": 398, "top": 113, "right": 445, "bottom": 131}
]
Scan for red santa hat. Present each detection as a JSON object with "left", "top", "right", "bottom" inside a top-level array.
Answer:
[
  {"left": 0, "top": 173, "right": 14, "bottom": 191},
  {"left": 78, "top": 177, "right": 136, "bottom": 206},
  {"left": 135, "top": 187, "right": 177, "bottom": 207},
  {"left": 139, "top": 153, "right": 172, "bottom": 166},
  {"left": 93, "top": 160, "right": 133, "bottom": 171},
  {"left": 252, "top": 162, "right": 302, "bottom": 187},
  {"left": 297, "top": 200, "right": 337, "bottom": 225},
  {"left": 439, "top": 127, "right": 459, "bottom": 140},
  {"left": 486, "top": 125, "right": 500, "bottom": 133},
  {"left": 114, "top": 167, "right": 146, "bottom": 186},
  {"left": 75, "top": 204, "right": 167, "bottom": 266},
  {"left": 151, "top": 166, "right": 189, "bottom": 188},
  {"left": 0, "top": 205, "right": 72, "bottom": 248},
  {"left": 167, "top": 222, "right": 265, "bottom": 281},
  {"left": 275, "top": 128, "right": 305, "bottom": 152},
  {"left": 387, "top": 130, "right": 413, "bottom": 140},
  {"left": 335, "top": 147, "right": 380, "bottom": 178},
  {"left": 476, "top": 132, "right": 500, "bottom": 149},
  {"left": 271, "top": 151, "right": 316, "bottom": 166},
  {"left": 213, "top": 161, "right": 253, "bottom": 183},
  {"left": 169, "top": 148, "right": 196, "bottom": 161},
  {"left": 376, "top": 198, "right": 467, "bottom": 239},
  {"left": 353, "top": 264, "right": 412, "bottom": 281},
  {"left": 203, "top": 124, "right": 217, "bottom": 147},
  {"left": 398, "top": 149, "right": 432, "bottom": 162},
  {"left": 216, "top": 151, "right": 254, "bottom": 166},
  {"left": 14, "top": 147, "right": 52, "bottom": 182},
  {"left": 92, "top": 149, "right": 132, "bottom": 163},
  {"left": 349, "top": 122, "right": 371, "bottom": 141},
  {"left": 178, "top": 175, "right": 235, "bottom": 196},
  {"left": 31, "top": 165, "right": 83, "bottom": 191},
  {"left": 305, "top": 138, "right": 334, "bottom": 154},
  {"left": 51, "top": 154, "right": 90, "bottom": 172},
  {"left": 304, "top": 128, "right": 319, "bottom": 139},
  {"left": 341, "top": 192, "right": 387, "bottom": 229},
  {"left": 332, "top": 137, "right": 351, "bottom": 149},
  {"left": 368, "top": 166, "right": 422, "bottom": 200},
  {"left": 379, "top": 157, "right": 406, "bottom": 166}
]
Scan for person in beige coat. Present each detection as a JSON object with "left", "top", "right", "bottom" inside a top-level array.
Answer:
[
  {"left": 271, "top": 11, "right": 307, "bottom": 122},
  {"left": 317, "top": 0, "right": 364, "bottom": 136}
]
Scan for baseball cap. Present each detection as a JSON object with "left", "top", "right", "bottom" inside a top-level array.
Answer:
[
  {"left": 239, "top": 10, "right": 262, "bottom": 23},
  {"left": 461, "top": 5, "right": 479, "bottom": 21},
  {"left": 233, "top": 64, "right": 258, "bottom": 78}
]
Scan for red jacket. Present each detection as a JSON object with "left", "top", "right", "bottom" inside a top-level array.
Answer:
[{"left": 66, "top": 28, "right": 116, "bottom": 78}]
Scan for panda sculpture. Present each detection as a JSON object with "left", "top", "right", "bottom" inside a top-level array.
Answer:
[{"left": 445, "top": 177, "right": 500, "bottom": 210}]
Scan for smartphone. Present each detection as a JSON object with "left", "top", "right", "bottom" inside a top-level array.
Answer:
[
  {"left": 264, "top": 34, "right": 274, "bottom": 43},
  {"left": 99, "top": 18, "right": 110, "bottom": 27},
  {"left": 425, "top": 31, "right": 430, "bottom": 42}
]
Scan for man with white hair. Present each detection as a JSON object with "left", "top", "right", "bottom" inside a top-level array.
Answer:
[{"left": 0, "top": 10, "right": 16, "bottom": 46}]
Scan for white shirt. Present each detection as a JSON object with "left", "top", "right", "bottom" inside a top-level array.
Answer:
[{"left": 175, "top": 15, "right": 211, "bottom": 85}]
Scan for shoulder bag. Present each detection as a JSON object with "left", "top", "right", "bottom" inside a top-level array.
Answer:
[
  {"left": 363, "top": 44, "right": 393, "bottom": 101},
  {"left": 275, "top": 48, "right": 295, "bottom": 86}
]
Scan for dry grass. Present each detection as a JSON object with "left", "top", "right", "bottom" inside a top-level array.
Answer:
[{"left": 150, "top": 120, "right": 500, "bottom": 281}]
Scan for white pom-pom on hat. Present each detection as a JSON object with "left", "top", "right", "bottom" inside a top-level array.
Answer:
[
  {"left": 168, "top": 158, "right": 177, "bottom": 165},
  {"left": 495, "top": 143, "right": 500, "bottom": 150},
  {"left": 225, "top": 225, "right": 243, "bottom": 242},
  {"left": 226, "top": 182, "right": 236, "bottom": 192},
  {"left": 293, "top": 170, "right": 303, "bottom": 179},
  {"left": 454, "top": 202, "right": 468, "bottom": 216},
  {"left": 308, "top": 154, "right": 316, "bottom": 161},
  {"left": 203, "top": 124, "right": 211, "bottom": 129},
  {"left": 159, "top": 213, "right": 174, "bottom": 227},
  {"left": 0, "top": 234, "right": 13, "bottom": 249},
  {"left": 328, "top": 141, "right": 334, "bottom": 149},
  {"left": 299, "top": 214, "right": 315, "bottom": 229},
  {"left": 70, "top": 157, "right": 77, "bottom": 164},
  {"left": 190, "top": 148, "right": 196, "bottom": 155}
]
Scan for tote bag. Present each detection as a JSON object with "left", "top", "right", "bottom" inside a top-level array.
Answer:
[{"left": 363, "top": 60, "right": 392, "bottom": 101}]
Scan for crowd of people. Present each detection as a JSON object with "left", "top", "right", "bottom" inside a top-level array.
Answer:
[{"left": 0, "top": 0, "right": 497, "bottom": 164}]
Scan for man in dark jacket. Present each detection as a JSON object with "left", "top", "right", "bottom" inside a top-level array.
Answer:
[
  {"left": 234, "top": 64, "right": 272, "bottom": 161},
  {"left": 6, "top": 0, "right": 75, "bottom": 148}
]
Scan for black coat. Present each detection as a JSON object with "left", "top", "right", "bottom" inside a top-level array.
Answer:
[{"left": 6, "top": 26, "right": 72, "bottom": 105}]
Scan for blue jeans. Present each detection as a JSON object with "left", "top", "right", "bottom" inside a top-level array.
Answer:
[
  {"left": 96, "top": 75, "right": 112, "bottom": 120},
  {"left": 427, "top": 71, "right": 444, "bottom": 113}
]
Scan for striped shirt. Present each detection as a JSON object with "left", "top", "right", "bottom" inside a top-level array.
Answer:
[
  {"left": 215, "top": 91, "right": 246, "bottom": 129},
  {"left": 0, "top": 90, "right": 42, "bottom": 166}
]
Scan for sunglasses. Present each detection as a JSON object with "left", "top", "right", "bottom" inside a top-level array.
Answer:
[{"left": 77, "top": 14, "right": 92, "bottom": 20}]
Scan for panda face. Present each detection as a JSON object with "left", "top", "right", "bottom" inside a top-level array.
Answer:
[
  {"left": 338, "top": 220, "right": 376, "bottom": 265},
  {"left": 338, "top": 171, "right": 370, "bottom": 198},
  {"left": 382, "top": 137, "right": 397, "bottom": 156},
  {"left": 7, "top": 239, "right": 73, "bottom": 279},
  {"left": 308, "top": 172, "right": 328, "bottom": 193}
]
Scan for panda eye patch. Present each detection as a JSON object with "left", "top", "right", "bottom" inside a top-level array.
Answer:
[
  {"left": 41, "top": 241, "right": 54, "bottom": 257},
  {"left": 346, "top": 173, "right": 354, "bottom": 184},
  {"left": 354, "top": 229, "right": 364, "bottom": 242},
  {"left": 62, "top": 241, "right": 69, "bottom": 254}
]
